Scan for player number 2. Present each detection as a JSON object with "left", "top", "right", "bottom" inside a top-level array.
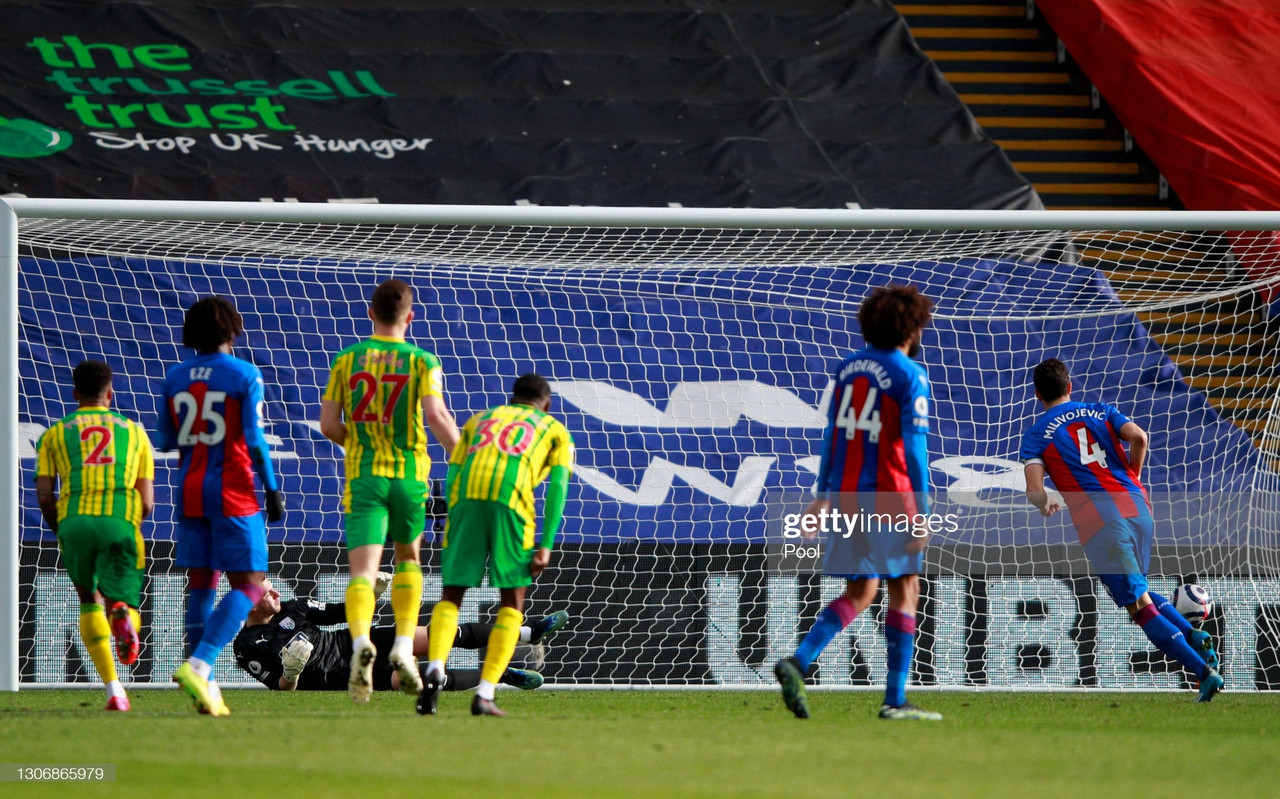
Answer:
[
  {"left": 173, "top": 390, "right": 228, "bottom": 446},
  {"left": 836, "top": 385, "right": 882, "bottom": 443},
  {"left": 349, "top": 371, "right": 409, "bottom": 424},
  {"left": 1076, "top": 427, "right": 1108, "bottom": 468},
  {"left": 80, "top": 425, "right": 115, "bottom": 465}
]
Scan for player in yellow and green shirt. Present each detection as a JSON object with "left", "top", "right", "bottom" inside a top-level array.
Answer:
[
  {"left": 34, "top": 360, "right": 154, "bottom": 712},
  {"left": 319, "top": 278, "right": 460, "bottom": 704},
  {"left": 420, "top": 373, "right": 573, "bottom": 717}
]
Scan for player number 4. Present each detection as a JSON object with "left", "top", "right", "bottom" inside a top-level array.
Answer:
[
  {"left": 1076, "top": 427, "right": 1108, "bottom": 468},
  {"left": 836, "top": 385, "right": 882, "bottom": 443}
]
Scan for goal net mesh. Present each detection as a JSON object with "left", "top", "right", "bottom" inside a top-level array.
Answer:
[{"left": 13, "top": 216, "right": 1280, "bottom": 690}]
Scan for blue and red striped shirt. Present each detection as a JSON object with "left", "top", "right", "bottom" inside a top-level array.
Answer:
[
  {"left": 1019, "top": 401, "right": 1151, "bottom": 543},
  {"left": 156, "top": 352, "right": 278, "bottom": 518},
  {"left": 816, "top": 347, "right": 931, "bottom": 516}
]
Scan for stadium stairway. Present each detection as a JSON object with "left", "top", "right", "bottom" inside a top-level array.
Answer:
[
  {"left": 894, "top": 0, "right": 1168, "bottom": 212},
  {"left": 1104, "top": 234, "right": 1280, "bottom": 466},
  {"left": 895, "top": 0, "right": 1280, "bottom": 460}
]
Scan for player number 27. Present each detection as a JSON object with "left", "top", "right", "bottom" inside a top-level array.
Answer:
[
  {"left": 836, "top": 385, "right": 882, "bottom": 443},
  {"left": 349, "top": 371, "right": 410, "bottom": 424},
  {"left": 172, "top": 390, "right": 228, "bottom": 446}
]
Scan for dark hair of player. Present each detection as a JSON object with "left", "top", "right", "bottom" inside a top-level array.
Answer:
[
  {"left": 72, "top": 360, "right": 112, "bottom": 399},
  {"left": 183, "top": 296, "right": 244, "bottom": 353},
  {"left": 370, "top": 279, "right": 413, "bottom": 324},
  {"left": 511, "top": 373, "right": 551, "bottom": 404},
  {"left": 857, "top": 284, "right": 934, "bottom": 350},
  {"left": 1033, "top": 358, "right": 1071, "bottom": 403}
]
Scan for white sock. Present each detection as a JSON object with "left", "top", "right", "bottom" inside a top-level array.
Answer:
[
  {"left": 353, "top": 634, "right": 372, "bottom": 654},
  {"left": 425, "top": 659, "right": 445, "bottom": 681},
  {"left": 392, "top": 634, "right": 413, "bottom": 654},
  {"left": 187, "top": 657, "right": 212, "bottom": 680},
  {"left": 519, "top": 626, "right": 531, "bottom": 643},
  {"left": 476, "top": 679, "right": 496, "bottom": 701},
  {"left": 105, "top": 680, "right": 125, "bottom": 699}
]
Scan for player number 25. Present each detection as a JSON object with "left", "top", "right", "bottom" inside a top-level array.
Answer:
[{"left": 172, "top": 390, "right": 228, "bottom": 446}]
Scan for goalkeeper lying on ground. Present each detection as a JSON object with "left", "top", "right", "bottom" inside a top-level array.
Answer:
[{"left": 233, "top": 575, "right": 568, "bottom": 692}]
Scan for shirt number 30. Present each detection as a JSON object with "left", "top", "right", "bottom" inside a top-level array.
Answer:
[{"left": 467, "top": 418, "right": 535, "bottom": 456}]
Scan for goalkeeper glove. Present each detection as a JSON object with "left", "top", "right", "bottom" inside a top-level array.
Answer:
[
  {"left": 372, "top": 570, "right": 395, "bottom": 600},
  {"left": 427, "top": 478, "right": 448, "bottom": 532},
  {"left": 265, "top": 490, "right": 285, "bottom": 523},
  {"left": 280, "top": 634, "right": 313, "bottom": 683}
]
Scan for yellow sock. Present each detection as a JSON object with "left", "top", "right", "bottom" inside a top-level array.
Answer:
[
  {"left": 391, "top": 562, "right": 423, "bottom": 639},
  {"left": 79, "top": 604, "right": 117, "bottom": 684},
  {"left": 127, "top": 607, "right": 142, "bottom": 635},
  {"left": 426, "top": 600, "right": 459, "bottom": 666},
  {"left": 480, "top": 607, "right": 524, "bottom": 686},
  {"left": 345, "top": 577, "right": 375, "bottom": 640}
]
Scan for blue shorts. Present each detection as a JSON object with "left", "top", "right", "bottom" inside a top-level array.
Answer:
[
  {"left": 1083, "top": 515, "right": 1153, "bottom": 608},
  {"left": 175, "top": 514, "right": 268, "bottom": 572},
  {"left": 822, "top": 523, "right": 923, "bottom": 581}
]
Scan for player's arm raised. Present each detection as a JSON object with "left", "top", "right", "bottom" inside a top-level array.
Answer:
[{"left": 1118, "top": 421, "right": 1149, "bottom": 479}]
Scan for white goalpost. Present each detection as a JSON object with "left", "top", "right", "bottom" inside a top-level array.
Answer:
[{"left": 3, "top": 199, "right": 1280, "bottom": 693}]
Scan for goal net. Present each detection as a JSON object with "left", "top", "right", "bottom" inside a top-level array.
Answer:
[{"left": 5, "top": 202, "right": 1280, "bottom": 691}]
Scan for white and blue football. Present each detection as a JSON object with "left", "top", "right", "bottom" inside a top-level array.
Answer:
[{"left": 1175, "top": 583, "right": 1212, "bottom": 624}]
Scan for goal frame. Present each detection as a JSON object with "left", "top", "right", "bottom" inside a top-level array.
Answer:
[{"left": 4, "top": 197, "right": 1280, "bottom": 692}]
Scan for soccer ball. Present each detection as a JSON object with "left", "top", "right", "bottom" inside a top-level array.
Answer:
[{"left": 1174, "top": 583, "right": 1212, "bottom": 624}]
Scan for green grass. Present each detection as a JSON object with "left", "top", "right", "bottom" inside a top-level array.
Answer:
[{"left": 1, "top": 689, "right": 1277, "bottom": 798}]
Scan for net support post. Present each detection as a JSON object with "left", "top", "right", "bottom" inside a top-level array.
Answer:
[{"left": 0, "top": 200, "right": 17, "bottom": 692}]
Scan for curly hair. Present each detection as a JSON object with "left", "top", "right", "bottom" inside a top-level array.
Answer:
[
  {"left": 183, "top": 296, "right": 244, "bottom": 353},
  {"left": 370, "top": 279, "right": 413, "bottom": 324},
  {"left": 857, "top": 284, "right": 933, "bottom": 350}
]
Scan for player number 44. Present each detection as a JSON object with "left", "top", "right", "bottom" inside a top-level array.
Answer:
[{"left": 836, "top": 385, "right": 882, "bottom": 443}]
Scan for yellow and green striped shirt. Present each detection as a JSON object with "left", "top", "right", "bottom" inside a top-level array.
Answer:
[
  {"left": 323, "top": 335, "right": 443, "bottom": 483},
  {"left": 34, "top": 406, "right": 155, "bottom": 527},
  {"left": 450, "top": 404, "right": 574, "bottom": 528}
]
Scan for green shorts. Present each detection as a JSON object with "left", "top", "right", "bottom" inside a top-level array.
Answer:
[
  {"left": 441, "top": 499, "right": 534, "bottom": 589},
  {"left": 344, "top": 476, "right": 427, "bottom": 550},
  {"left": 57, "top": 515, "right": 145, "bottom": 607}
]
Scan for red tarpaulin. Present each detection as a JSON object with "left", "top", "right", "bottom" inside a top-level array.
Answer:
[{"left": 1038, "top": 0, "right": 1280, "bottom": 303}]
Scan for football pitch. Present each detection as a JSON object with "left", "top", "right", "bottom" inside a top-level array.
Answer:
[{"left": 1, "top": 690, "right": 1277, "bottom": 797}]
